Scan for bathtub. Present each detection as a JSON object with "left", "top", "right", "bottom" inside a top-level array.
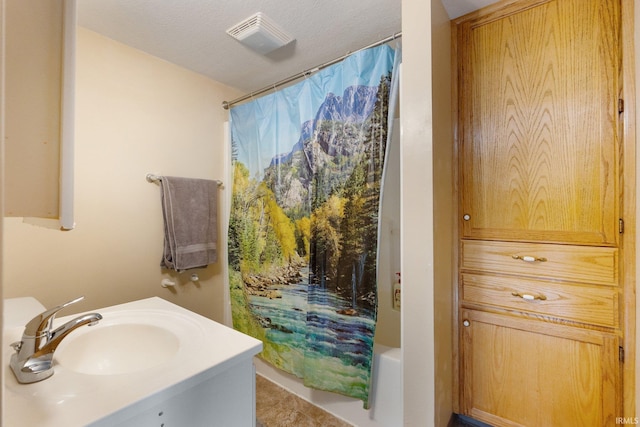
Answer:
[
  {"left": 254, "top": 343, "right": 402, "bottom": 427},
  {"left": 368, "top": 344, "right": 402, "bottom": 426}
]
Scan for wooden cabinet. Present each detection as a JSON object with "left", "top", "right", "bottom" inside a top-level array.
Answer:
[
  {"left": 458, "top": 244, "right": 622, "bottom": 426},
  {"left": 458, "top": 0, "right": 620, "bottom": 246},
  {"left": 454, "top": 0, "right": 631, "bottom": 425},
  {"left": 461, "top": 309, "right": 619, "bottom": 427}
]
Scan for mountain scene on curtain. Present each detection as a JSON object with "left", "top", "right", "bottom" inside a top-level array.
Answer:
[{"left": 228, "top": 46, "right": 394, "bottom": 406}]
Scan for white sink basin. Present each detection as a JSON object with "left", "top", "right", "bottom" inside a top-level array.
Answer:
[
  {"left": 56, "top": 323, "right": 180, "bottom": 375},
  {"left": 4, "top": 297, "right": 263, "bottom": 427},
  {"left": 54, "top": 306, "right": 197, "bottom": 376}
]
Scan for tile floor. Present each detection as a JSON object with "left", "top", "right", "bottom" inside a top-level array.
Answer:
[
  {"left": 255, "top": 374, "right": 353, "bottom": 427},
  {"left": 255, "top": 374, "right": 488, "bottom": 427}
]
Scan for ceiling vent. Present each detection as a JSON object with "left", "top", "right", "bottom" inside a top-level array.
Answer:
[{"left": 226, "top": 12, "right": 293, "bottom": 55}]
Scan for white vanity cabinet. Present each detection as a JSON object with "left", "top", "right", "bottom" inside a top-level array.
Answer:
[
  {"left": 91, "top": 359, "right": 257, "bottom": 427},
  {"left": 4, "top": 298, "right": 262, "bottom": 427}
]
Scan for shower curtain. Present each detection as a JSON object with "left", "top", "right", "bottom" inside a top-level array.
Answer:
[{"left": 228, "top": 44, "right": 397, "bottom": 407}]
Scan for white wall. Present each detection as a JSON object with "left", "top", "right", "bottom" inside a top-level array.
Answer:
[{"left": 2, "top": 28, "right": 241, "bottom": 319}]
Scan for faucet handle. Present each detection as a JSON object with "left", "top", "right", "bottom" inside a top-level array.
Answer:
[{"left": 23, "top": 296, "right": 85, "bottom": 337}]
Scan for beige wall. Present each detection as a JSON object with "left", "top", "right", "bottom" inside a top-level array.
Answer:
[
  {"left": 401, "top": 0, "right": 440, "bottom": 425},
  {"left": 400, "top": 0, "right": 454, "bottom": 425},
  {"left": 3, "top": 27, "right": 241, "bottom": 320}
]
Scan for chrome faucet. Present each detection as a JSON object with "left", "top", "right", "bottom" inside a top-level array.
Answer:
[{"left": 9, "top": 296, "right": 102, "bottom": 384}]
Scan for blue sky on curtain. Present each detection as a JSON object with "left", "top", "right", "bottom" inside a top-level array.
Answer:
[{"left": 228, "top": 44, "right": 397, "bottom": 407}]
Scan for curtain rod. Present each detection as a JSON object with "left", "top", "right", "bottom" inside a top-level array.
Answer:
[{"left": 222, "top": 31, "right": 402, "bottom": 110}]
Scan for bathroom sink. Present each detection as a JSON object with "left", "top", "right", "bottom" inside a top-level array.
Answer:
[
  {"left": 56, "top": 323, "right": 180, "bottom": 375},
  {"left": 54, "top": 306, "right": 198, "bottom": 376},
  {"left": 4, "top": 297, "right": 263, "bottom": 427}
]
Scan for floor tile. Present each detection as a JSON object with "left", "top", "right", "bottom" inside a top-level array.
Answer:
[{"left": 255, "top": 374, "right": 353, "bottom": 427}]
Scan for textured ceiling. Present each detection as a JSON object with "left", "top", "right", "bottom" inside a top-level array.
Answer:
[{"left": 77, "top": 0, "right": 498, "bottom": 94}]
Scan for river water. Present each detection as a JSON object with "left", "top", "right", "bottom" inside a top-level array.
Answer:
[{"left": 248, "top": 267, "right": 377, "bottom": 402}]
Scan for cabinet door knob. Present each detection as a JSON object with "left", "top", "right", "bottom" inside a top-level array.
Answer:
[
  {"left": 463, "top": 320, "right": 470, "bottom": 327},
  {"left": 512, "top": 291, "right": 547, "bottom": 301},
  {"left": 512, "top": 254, "right": 547, "bottom": 263}
]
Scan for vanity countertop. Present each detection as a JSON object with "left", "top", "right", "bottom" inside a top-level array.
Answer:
[{"left": 4, "top": 297, "right": 262, "bottom": 427}]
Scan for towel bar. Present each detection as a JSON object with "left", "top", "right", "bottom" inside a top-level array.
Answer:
[{"left": 146, "top": 173, "right": 222, "bottom": 187}]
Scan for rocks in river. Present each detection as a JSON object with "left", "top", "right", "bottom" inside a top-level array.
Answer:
[
  {"left": 258, "top": 316, "right": 273, "bottom": 328},
  {"left": 359, "top": 291, "right": 376, "bottom": 307},
  {"left": 265, "top": 290, "right": 282, "bottom": 299},
  {"left": 244, "top": 282, "right": 282, "bottom": 299},
  {"left": 256, "top": 315, "right": 293, "bottom": 333},
  {"left": 242, "top": 261, "right": 306, "bottom": 298},
  {"left": 336, "top": 308, "right": 359, "bottom": 316},
  {"left": 272, "top": 323, "right": 293, "bottom": 334}
]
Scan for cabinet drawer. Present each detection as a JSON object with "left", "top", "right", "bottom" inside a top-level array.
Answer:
[
  {"left": 461, "top": 240, "right": 618, "bottom": 286},
  {"left": 462, "top": 273, "right": 618, "bottom": 327}
]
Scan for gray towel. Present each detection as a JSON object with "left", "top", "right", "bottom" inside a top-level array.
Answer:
[{"left": 159, "top": 176, "right": 218, "bottom": 271}]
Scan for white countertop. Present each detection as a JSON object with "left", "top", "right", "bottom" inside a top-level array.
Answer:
[{"left": 4, "top": 297, "right": 262, "bottom": 427}]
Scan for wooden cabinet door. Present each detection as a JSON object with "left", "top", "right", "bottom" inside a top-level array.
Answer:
[
  {"left": 458, "top": 0, "right": 621, "bottom": 245},
  {"left": 461, "top": 309, "right": 620, "bottom": 427}
]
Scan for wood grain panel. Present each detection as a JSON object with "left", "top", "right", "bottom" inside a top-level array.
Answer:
[
  {"left": 459, "top": 0, "right": 620, "bottom": 245},
  {"left": 461, "top": 309, "right": 619, "bottom": 427},
  {"left": 454, "top": 0, "right": 628, "bottom": 422},
  {"left": 461, "top": 239, "right": 618, "bottom": 285},
  {"left": 462, "top": 273, "right": 618, "bottom": 327}
]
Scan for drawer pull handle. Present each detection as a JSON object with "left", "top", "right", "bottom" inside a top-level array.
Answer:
[
  {"left": 512, "top": 291, "right": 547, "bottom": 301},
  {"left": 512, "top": 254, "right": 547, "bottom": 263}
]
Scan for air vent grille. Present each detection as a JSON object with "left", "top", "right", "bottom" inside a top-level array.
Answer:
[{"left": 226, "top": 12, "right": 293, "bottom": 54}]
